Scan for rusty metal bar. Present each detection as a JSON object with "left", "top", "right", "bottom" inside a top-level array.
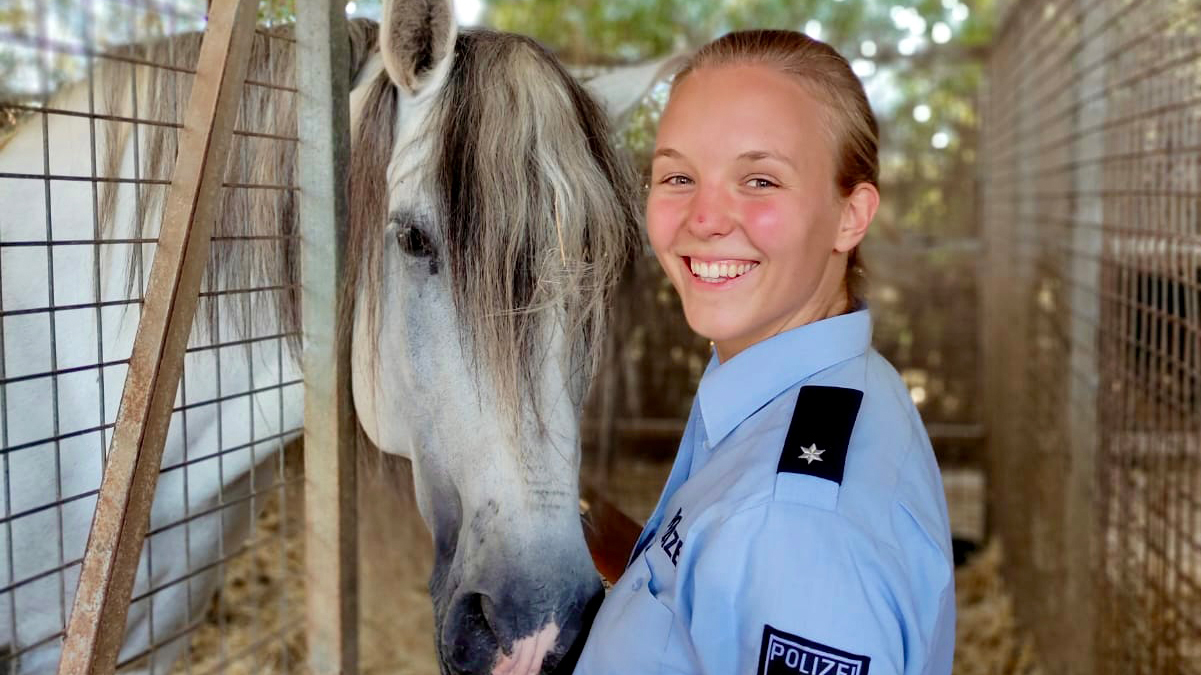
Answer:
[
  {"left": 55, "top": 0, "right": 260, "bottom": 672},
  {"left": 1, "top": 103, "right": 301, "bottom": 141},
  {"left": 0, "top": 30, "right": 297, "bottom": 93},
  {"left": 295, "top": 1, "right": 359, "bottom": 673}
]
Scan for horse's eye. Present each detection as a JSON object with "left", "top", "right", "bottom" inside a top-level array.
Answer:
[
  {"left": 397, "top": 224, "right": 435, "bottom": 259},
  {"left": 390, "top": 211, "right": 439, "bottom": 274}
]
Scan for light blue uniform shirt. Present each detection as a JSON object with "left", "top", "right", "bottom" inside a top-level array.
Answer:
[{"left": 574, "top": 309, "right": 955, "bottom": 675}]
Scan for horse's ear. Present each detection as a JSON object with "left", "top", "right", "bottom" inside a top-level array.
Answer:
[
  {"left": 380, "top": 0, "right": 457, "bottom": 93},
  {"left": 579, "top": 53, "right": 689, "bottom": 121}
]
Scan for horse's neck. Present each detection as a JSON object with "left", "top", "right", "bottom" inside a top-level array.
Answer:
[
  {"left": 1, "top": 83, "right": 119, "bottom": 307},
  {"left": 0, "top": 79, "right": 300, "bottom": 373}
]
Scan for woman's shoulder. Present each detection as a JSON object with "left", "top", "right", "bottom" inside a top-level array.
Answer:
[
  {"left": 673, "top": 346, "right": 949, "bottom": 551},
  {"left": 696, "top": 351, "right": 951, "bottom": 558},
  {"left": 809, "top": 349, "right": 954, "bottom": 570}
]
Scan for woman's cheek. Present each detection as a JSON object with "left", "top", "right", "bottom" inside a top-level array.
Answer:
[
  {"left": 645, "top": 197, "right": 680, "bottom": 253},
  {"left": 739, "top": 199, "right": 788, "bottom": 243}
]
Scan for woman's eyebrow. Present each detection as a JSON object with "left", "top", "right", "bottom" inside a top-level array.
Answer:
[
  {"left": 738, "top": 149, "right": 795, "bottom": 167},
  {"left": 652, "top": 147, "right": 684, "bottom": 160}
]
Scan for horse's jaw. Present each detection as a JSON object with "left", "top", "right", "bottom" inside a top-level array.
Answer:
[
  {"left": 350, "top": 286, "right": 602, "bottom": 675},
  {"left": 419, "top": 391, "right": 600, "bottom": 675}
]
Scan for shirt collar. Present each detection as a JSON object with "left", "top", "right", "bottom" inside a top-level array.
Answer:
[{"left": 697, "top": 308, "right": 872, "bottom": 447}]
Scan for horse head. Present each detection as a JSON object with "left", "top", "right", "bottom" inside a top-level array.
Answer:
[{"left": 345, "top": 1, "right": 647, "bottom": 672}]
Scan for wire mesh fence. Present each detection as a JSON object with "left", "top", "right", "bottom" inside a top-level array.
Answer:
[
  {"left": 0, "top": 1, "right": 313, "bottom": 671},
  {"left": 981, "top": 0, "right": 1200, "bottom": 672}
]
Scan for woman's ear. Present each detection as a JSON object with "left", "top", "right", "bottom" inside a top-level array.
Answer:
[{"left": 834, "top": 182, "right": 879, "bottom": 253}]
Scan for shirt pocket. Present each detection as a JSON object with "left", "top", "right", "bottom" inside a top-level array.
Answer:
[{"left": 587, "top": 553, "right": 676, "bottom": 674}]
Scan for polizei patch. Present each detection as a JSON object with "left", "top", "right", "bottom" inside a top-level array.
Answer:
[{"left": 757, "top": 624, "right": 871, "bottom": 675}]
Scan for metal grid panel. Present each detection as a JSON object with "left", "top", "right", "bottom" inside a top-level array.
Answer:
[
  {"left": 0, "top": 1, "right": 308, "bottom": 671},
  {"left": 981, "top": 0, "right": 1201, "bottom": 672}
]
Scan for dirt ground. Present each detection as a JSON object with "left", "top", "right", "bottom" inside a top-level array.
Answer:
[{"left": 168, "top": 453, "right": 1042, "bottom": 675}]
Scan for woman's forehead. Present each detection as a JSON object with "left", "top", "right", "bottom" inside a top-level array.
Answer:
[{"left": 655, "top": 64, "right": 835, "bottom": 166}]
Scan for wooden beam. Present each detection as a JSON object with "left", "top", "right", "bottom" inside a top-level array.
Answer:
[
  {"left": 294, "top": 1, "right": 359, "bottom": 673},
  {"left": 579, "top": 482, "right": 643, "bottom": 585},
  {"left": 57, "top": 0, "right": 259, "bottom": 671}
]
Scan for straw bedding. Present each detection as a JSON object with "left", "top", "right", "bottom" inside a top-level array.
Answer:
[{"left": 169, "top": 455, "right": 1040, "bottom": 674}]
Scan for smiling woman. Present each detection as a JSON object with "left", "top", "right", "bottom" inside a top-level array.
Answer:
[
  {"left": 646, "top": 62, "right": 876, "bottom": 361},
  {"left": 572, "top": 29, "right": 956, "bottom": 675}
]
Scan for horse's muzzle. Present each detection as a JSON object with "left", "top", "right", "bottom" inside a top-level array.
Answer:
[{"left": 439, "top": 574, "right": 604, "bottom": 675}]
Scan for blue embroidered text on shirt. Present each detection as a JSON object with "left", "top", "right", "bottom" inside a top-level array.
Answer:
[
  {"left": 659, "top": 508, "right": 684, "bottom": 565},
  {"left": 757, "top": 625, "right": 871, "bottom": 675}
]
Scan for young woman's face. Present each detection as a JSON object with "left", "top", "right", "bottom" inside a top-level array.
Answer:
[{"left": 647, "top": 64, "right": 862, "bottom": 361}]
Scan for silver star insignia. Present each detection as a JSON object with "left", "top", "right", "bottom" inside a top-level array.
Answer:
[{"left": 798, "top": 443, "right": 825, "bottom": 464}]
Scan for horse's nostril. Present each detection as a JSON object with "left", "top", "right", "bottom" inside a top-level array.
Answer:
[
  {"left": 444, "top": 592, "right": 499, "bottom": 674},
  {"left": 479, "top": 593, "right": 500, "bottom": 632}
]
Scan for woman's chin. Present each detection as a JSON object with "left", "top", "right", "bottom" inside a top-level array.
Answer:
[{"left": 682, "top": 313, "right": 750, "bottom": 351}]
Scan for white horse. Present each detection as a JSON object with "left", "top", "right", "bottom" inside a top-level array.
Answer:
[{"left": 0, "top": 1, "right": 675, "bottom": 672}]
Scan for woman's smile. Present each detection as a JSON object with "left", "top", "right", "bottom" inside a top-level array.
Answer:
[{"left": 683, "top": 256, "right": 761, "bottom": 285}]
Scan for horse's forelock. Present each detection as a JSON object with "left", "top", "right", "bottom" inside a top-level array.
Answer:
[
  {"left": 432, "top": 30, "right": 639, "bottom": 421},
  {"left": 341, "top": 69, "right": 397, "bottom": 357}
]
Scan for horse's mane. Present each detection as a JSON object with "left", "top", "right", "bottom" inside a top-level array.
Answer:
[
  {"left": 347, "top": 28, "right": 641, "bottom": 418},
  {"left": 97, "top": 19, "right": 380, "bottom": 354},
  {"left": 97, "top": 20, "right": 640, "bottom": 417}
]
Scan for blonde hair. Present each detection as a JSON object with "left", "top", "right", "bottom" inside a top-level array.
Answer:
[{"left": 673, "top": 29, "right": 878, "bottom": 307}]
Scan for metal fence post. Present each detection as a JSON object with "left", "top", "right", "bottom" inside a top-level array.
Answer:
[
  {"left": 1063, "top": 0, "right": 1105, "bottom": 668},
  {"left": 295, "top": 2, "right": 359, "bottom": 673}
]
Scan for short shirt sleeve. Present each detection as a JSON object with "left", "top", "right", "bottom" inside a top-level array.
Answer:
[{"left": 680, "top": 502, "right": 906, "bottom": 675}]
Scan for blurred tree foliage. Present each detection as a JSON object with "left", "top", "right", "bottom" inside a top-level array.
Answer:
[{"left": 487, "top": 0, "right": 993, "bottom": 66}]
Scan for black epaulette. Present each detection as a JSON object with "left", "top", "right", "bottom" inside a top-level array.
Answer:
[{"left": 777, "top": 385, "right": 864, "bottom": 485}]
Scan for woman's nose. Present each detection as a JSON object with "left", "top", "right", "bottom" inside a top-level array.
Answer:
[{"left": 686, "top": 185, "right": 735, "bottom": 238}]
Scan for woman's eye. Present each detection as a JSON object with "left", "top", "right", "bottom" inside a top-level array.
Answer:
[
  {"left": 746, "top": 177, "right": 778, "bottom": 189},
  {"left": 661, "top": 175, "right": 693, "bottom": 186}
]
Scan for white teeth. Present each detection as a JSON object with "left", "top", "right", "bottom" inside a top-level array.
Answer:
[{"left": 688, "top": 258, "right": 757, "bottom": 281}]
